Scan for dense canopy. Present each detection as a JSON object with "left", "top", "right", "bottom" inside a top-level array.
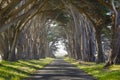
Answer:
[{"left": 0, "top": 0, "right": 120, "bottom": 67}]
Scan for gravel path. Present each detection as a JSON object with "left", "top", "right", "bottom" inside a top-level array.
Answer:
[{"left": 23, "top": 58, "right": 97, "bottom": 80}]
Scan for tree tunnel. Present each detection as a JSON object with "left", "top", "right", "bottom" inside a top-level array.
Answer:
[{"left": 0, "top": 0, "right": 120, "bottom": 67}]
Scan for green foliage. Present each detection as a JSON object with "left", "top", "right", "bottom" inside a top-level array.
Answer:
[
  {"left": 65, "top": 58, "right": 120, "bottom": 80},
  {"left": 0, "top": 58, "right": 54, "bottom": 80},
  {"left": 102, "top": 27, "right": 111, "bottom": 38},
  {"left": 49, "top": 9, "right": 70, "bottom": 24}
]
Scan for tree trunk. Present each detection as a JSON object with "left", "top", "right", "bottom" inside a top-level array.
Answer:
[
  {"left": 8, "top": 30, "right": 19, "bottom": 61},
  {"left": 104, "top": 1, "right": 120, "bottom": 67},
  {"left": 105, "top": 13, "right": 120, "bottom": 67},
  {"left": 96, "top": 30, "right": 105, "bottom": 63}
]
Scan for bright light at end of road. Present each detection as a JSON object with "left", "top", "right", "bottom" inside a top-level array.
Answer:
[{"left": 55, "top": 41, "right": 68, "bottom": 57}]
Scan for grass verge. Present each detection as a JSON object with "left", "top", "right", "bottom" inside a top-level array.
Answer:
[
  {"left": 0, "top": 57, "right": 54, "bottom": 80},
  {"left": 65, "top": 57, "right": 120, "bottom": 80}
]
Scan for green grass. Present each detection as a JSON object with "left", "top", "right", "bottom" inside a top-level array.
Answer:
[
  {"left": 65, "top": 58, "right": 120, "bottom": 80},
  {"left": 0, "top": 58, "right": 54, "bottom": 80}
]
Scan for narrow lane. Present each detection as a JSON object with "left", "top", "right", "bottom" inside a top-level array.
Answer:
[{"left": 23, "top": 58, "right": 97, "bottom": 80}]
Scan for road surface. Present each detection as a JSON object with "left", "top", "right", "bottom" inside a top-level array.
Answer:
[{"left": 23, "top": 58, "right": 97, "bottom": 80}]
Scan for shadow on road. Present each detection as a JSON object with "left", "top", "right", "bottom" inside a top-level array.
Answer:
[{"left": 23, "top": 59, "right": 97, "bottom": 80}]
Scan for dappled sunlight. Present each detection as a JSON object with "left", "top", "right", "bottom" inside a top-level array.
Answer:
[
  {"left": 65, "top": 58, "right": 120, "bottom": 80},
  {"left": 0, "top": 58, "right": 54, "bottom": 80},
  {"left": 0, "top": 0, "right": 120, "bottom": 80},
  {"left": 109, "top": 65, "right": 120, "bottom": 71}
]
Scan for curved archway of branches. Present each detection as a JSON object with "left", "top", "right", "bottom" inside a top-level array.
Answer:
[{"left": 0, "top": 0, "right": 120, "bottom": 67}]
